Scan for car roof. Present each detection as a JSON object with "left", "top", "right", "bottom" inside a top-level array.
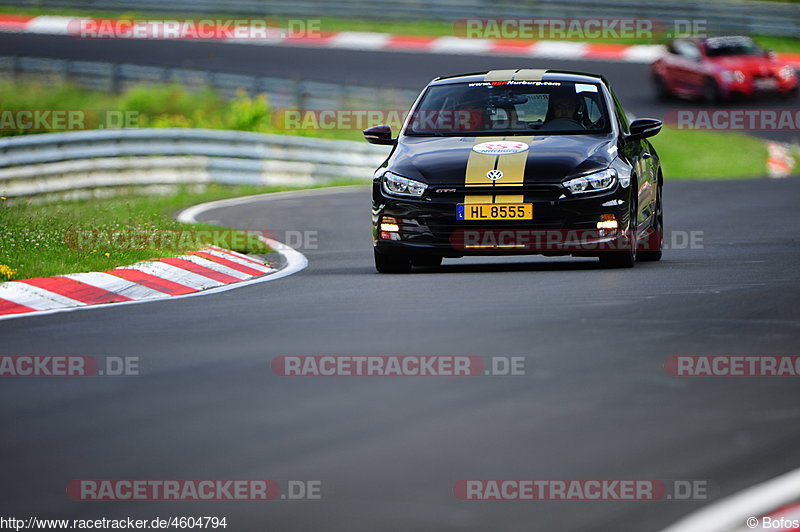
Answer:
[
  {"left": 701, "top": 35, "right": 754, "bottom": 45},
  {"left": 674, "top": 35, "right": 756, "bottom": 50},
  {"left": 429, "top": 69, "right": 609, "bottom": 87}
]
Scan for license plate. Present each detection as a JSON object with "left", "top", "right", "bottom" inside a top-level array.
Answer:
[
  {"left": 456, "top": 203, "right": 533, "bottom": 220},
  {"left": 754, "top": 78, "right": 778, "bottom": 91}
]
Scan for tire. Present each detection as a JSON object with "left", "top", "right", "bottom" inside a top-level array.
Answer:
[
  {"left": 703, "top": 77, "right": 722, "bottom": 104},
  {"left": 599, "top": 196, "right": 637, "bottom": 269},
  {"left": 599, "top": 248, "right": 636, "bottom": 268},
  {"left": 374, "top": 249, "right": 412, "bottom": 273},
  {"left": 412, "top": 255, "right": 443, "bottom": 268},
  {"left": 653, "top": 74, "right": 670, "bottom": 101},
  {"left": 638, "top": 181, "right": 663, "bottom": 262}
]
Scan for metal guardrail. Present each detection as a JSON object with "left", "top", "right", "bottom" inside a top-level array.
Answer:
[
  {"left": 4, "top": 0, "right": 799, "bottom": 37},
  {"left": 0, "top": 128, "right": 388, "bottom": 200},
  {"left": 0, "top": 56, "right": 420, "bottom": 111}
]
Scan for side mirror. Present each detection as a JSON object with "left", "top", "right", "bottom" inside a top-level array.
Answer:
[
  {"left": 363, "top": 125, "right": 396, "bottom": 146},
  {"left": 627, "top": 118, "right": 662, "bottom": 141}
]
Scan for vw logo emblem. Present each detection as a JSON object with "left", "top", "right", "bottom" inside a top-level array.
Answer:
[{"left": 487, "top": 170, "right": 504, "bottom": 181}]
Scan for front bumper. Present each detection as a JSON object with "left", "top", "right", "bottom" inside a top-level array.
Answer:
[
  {"left": 372, "top": 182, "right": 633, "bottom": 257},
  {"left": 719, "top": 74, "right": 799, "bottom": 98}
]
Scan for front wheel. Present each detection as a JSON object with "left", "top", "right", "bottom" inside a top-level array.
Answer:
[
  {"left": 638, "top": 182, "right": 663, "bottom": 262},
  {"left": 704, "top": 77, "right": 722, "bottom": 104},
  {"left": 374, "top": 249, "right": 412, "bottom": 273},
  {"left": 599, "top": 248, "right": 636, "bottom": 269},
  {"left": 653, "top": 73, "right": 670, "bottom": 101},
  {"left": 599, "top": 199, "right": 637, "bottom": 269}
]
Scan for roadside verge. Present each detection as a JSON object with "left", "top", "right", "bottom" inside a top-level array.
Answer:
[{"left": 0, "top": 188, "right": 315, "bottom": 321}]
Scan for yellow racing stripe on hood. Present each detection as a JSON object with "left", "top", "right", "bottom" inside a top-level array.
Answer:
[
  {"left": 464, "top": 136, "right": 534, "bottom": 204},
  {"left": 465, "top": 136, "right": 502, "bottom": 189},
  {"left": 464, "top": 136, "right": 498, "bottom": 204},
  {"left": 493, "top": 136, "right": 533, "bottom": 188}
]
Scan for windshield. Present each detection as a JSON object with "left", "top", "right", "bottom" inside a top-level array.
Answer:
[
  {"left": 405, "top": 80, "right": 611, "bottom": 136},
  {"left": 704, "top": 36, "right": 762, "bottom": 57}
]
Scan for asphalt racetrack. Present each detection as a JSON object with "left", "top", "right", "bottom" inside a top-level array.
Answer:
[{"left": 2, "top": 179, "right": 800, "bottom": 530}]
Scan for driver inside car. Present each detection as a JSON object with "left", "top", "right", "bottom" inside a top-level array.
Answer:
[
  {"left": 541, "top": 93, "right": 592, "bottom": 131},
  {"left": 548, "top": 95, "right": 580, "bottom": 121}
]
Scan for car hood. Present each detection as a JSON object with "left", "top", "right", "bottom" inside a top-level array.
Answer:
[{"left": 387, "top": 134, "right": 618, "bottom": 185}]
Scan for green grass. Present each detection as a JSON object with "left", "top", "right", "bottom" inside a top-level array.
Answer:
[
  {"left": 1, "top": 5, "right": 799, "bottom": 53},
  {"left": 0, "top": 81, "right": 362, "bottom": 140},
  {"left": 655, "top": 126, "right": 769, "bottom": 179},
  {"left": 0, "top": 180, "right": 360, "bottom": 280},
  {"left": 749, "top": 35, "right": 800, "bottom": 54}
]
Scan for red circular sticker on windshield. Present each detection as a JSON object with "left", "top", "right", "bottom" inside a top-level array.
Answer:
[{"left": 472, "top": 141, "right": 529, "bottom": 155}]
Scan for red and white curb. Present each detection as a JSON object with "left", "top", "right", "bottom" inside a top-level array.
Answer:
[
  {"left": 0, "top": 245, "right": 279, "bottom": 319},
  {"left": 766, "top": 142, "right": 796, "bottom": 178},
  {"left": 661, "top": 466, "right": 800, "bottom": 532},
  {"left": 3, "top": 14, "right": 799, "bottom": 67},
  {"left": 0, "top": 187, "right": 365, "bottom": 321}
]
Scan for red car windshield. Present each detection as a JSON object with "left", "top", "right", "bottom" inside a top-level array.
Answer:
[{"left": 704, "top": 37, "right": 762, "bottom": 57}]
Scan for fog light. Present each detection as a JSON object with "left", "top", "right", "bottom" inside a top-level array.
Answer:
[
  {"left": 380, "top": 216, "right": 400, "bottom": 232},
  {"left": 597, "top": 214, "right": 618, "bottom": 230}
]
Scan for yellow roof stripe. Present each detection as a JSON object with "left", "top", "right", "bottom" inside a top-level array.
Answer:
[
  {"left": 513, "top": 69, "right": 547, "bottom": 81},
  {"left": 484, "top": 70, "right": 518, "bottom": 82},
  {"left": 483, "top": 69, "right": 548, "bottom": 82}
]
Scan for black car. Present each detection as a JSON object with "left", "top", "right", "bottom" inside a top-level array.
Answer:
[{"left": 365, "top": 69, "right": 663, "bottom": 273}]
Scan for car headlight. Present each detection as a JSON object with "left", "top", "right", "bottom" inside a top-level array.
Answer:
[
  {"left": 720, "top": 70, "right": 746, "bottom": 84},
  {"left": 563, "top": 169, "right": 617, "bottom": 194},
  {"left": 382, "top": 171, "right": 427, "bottom": 198},
  {"left": 779, "top": 65, "right": 796, "bottom": 80}
]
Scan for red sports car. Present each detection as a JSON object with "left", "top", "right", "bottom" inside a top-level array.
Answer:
[{"left": 651, "top": 36, "right": 798, "bottom": 103}]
